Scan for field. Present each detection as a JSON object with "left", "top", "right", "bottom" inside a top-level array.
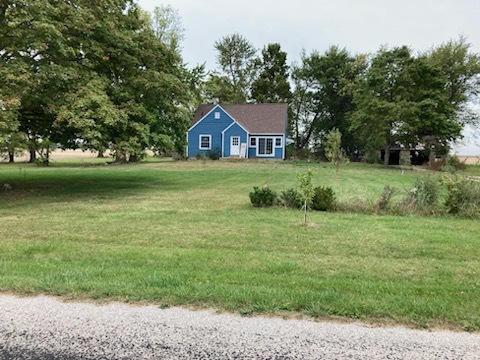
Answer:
[{"left": 1, "top": 158, "right": 479, "bottom": 331}]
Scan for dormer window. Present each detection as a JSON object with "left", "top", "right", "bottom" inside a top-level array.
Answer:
[{"left": 214, "top": 111, "right": 220, "bottom": 119}]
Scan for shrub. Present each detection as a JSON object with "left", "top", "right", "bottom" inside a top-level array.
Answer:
[
  {"left": 443, "top": 175, "right": 480, "bottom": 217},
  {"left": 249, "top": 186, "right": 277, "bottom": 207},
  {"left": 428, "top": 158, "right": 446, "bottom": 171},
  {"left": 311, "top": 186, "right": 336, "bottom": 211},
  {"left": 377, "top": 185, "right": 397, "bottom": 210},
  {"left": 208, "top": 147, "right": 221, "bottom": 160},
  {"left": 399, "top": 151, "right": 412, "bottom": 166},
  {"left": 280, "top": 188, "right": 302, "bottom": 209},
  {"left": 196, "top": 151, "right": 207, "bottom": 160},
  {"left": 443, "top": 155, "right": 466, "bottom": 172},
  {"left": 404, "top": 176, "right": 439, "bottom": 209}
]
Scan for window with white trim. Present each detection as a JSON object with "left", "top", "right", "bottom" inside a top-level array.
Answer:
[
  {"left": 250, "top": 137, "right": 256, "bottom": 147},
  {"left": 275, "top": 137, "right": 282, "bottom": 147},
  {"left": 199, "top": 135, "right": 211, "bottom": 150},
  {"left": 214, "top": 111, "right": 220, "bottom": 119}
]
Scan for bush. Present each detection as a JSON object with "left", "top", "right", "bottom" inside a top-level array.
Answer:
[
  {"left": 311, "top": 186, "right": 336, "bottom": 211},
  {"left": 208, "top": 147, "right": 221, "bottom": 160},
  {"left": 404, "top": 176, "right": 439, "bottom": 209},
  {"left": 443, "top": 175, "right": 480, "bottom": 217},
  {"left": 249, "top": 186, "right": 277, "bottom": 207},
  {"left": 196, "top": 151, "right": 208, "bottom": 160},
  {"left": 377, "top": 185, "right": 397, "bottom": 210},
  {"left": 280, "top": 188, "right": 302, "bottom": 209},
  {"left": 441, "top": 155, "right": 466, "bottom": 172}
]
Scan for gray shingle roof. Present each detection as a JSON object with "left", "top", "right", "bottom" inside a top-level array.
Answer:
[{"left": 192, "top": 103, "right": 288, "bottom": 134}]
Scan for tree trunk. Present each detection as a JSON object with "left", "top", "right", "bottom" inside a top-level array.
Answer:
[
  {"left": 383, "top": 145, "right": 390, "bottom": 167},
  {"left": 303, "top": 201, "right": 307, "bottom": 225},
  {"left": 8, "top": 152, "right": 14, "bottom": 163},
  {"left": 97, "top": 151, "right": 105, "bottom": 158},
  {"left": 429, "top": 149, "right": 436, "bottom": 165},
  {"left": 44, "top": 147, "right": 50, "bottom": 166},
  {"left": 29, "top": 150, "right": 36, "bottom": 163},
  {"left": 129, "top": 154, "right": 139, "bottom": 163},
  {"left": 114, "top": 150, "right": 127, "bottom": 163}
]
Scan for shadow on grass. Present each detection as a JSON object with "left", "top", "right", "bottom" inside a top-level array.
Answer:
[{"left": 0, "top": 163, "right": 179, "bottom": 204}]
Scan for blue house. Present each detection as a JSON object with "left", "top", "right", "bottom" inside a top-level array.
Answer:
[{"left": 187, "top": 103, "right": 289, "bottom": 159}]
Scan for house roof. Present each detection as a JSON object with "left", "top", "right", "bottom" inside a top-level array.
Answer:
[{"left": 192, "top": 103, "right": 288, "bottom": 134}]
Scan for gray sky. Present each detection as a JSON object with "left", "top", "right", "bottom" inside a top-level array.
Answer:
[{"left": 136, "top": 0, "right": 480, "bottom": 155}]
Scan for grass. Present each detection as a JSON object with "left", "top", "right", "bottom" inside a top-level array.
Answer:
[{"left": 0, "top": 159, "right": 479, "bottom": 331}]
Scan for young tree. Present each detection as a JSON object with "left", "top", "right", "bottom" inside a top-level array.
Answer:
[
  {"left": 251, "top": 43, "right": 291, "bottom": 103},
  {"left": 324, "top": 129, "right": 349, "bottom": 176},
  {"left": 297, "top": 169, "right": 315, "bottom": 225},
  {"left": 213, "top": 33, "right": 258, "bottom": 103}
]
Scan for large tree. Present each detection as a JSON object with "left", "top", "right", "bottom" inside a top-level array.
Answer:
[
  {"left": 426, "top": 37, "right": 480, "bottom": 150},
  {"left": 349, "top": 46, "right": 460, "bottom": 166},
  {"left": 290, "top": 47, "right": 365, "bottom": 156},
  {"left": 150, "top": 5, "right": 184, "bottom": 54},
  {"left": 251, "top": 43, "right": 291, "bottom": 103},
  {"left": 0, "top": 0, "right": 190, "bottom": 163},
  {"left": 211, "top": 33, "right": 258, "bottom": 103},
  {"left": 349, "top": 46, "right": 416, "bottom": 165}
]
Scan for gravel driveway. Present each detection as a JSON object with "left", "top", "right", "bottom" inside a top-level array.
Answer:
[{"left": 1, "top": 295, "right": 479, "bottom": 359}]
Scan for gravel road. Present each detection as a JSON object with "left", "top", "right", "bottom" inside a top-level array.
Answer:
[{"left": 0, "top": 295, "right": 479, "bottom": 359}]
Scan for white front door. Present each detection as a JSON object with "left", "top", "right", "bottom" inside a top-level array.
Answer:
[{"left": 230, "top": 136, "right": 240, "bottom": 156}]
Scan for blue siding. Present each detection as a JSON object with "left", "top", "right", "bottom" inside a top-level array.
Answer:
[
  {"left": 248, "top": 135, "right": 285, "bottom": 159},
  {"left": 187, "top": 107, "right": 233, "bottom": 158},
  {"left": 223, "top": 123, "right": 248, "bottom": 157},
  {"left": 275, "top": 147, "right": 284, "bottom": 159},
  {"left": 187, "top": 105, "right": 287, "bottom": 160}
]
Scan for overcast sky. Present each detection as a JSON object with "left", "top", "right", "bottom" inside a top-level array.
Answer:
[{"left": 136, "top": 0, "right": 480, "bottom": 155}]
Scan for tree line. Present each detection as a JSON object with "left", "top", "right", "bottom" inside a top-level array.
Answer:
[
  {"left": 1, "top": 2, "right": 479, "bottom": 165},
  {"left": 206, "top": 34, "right": 480, "bottom": 165}
]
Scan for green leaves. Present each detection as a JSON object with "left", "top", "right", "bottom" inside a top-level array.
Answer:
[
  {"left": 212, "top": 33, "right": 258, "bottom": 103},
  {"left": 290, "top": 46, "right": 363, "bottom": 154},
  {"left": 1, "top": 1, "right": 191, "bottom": 162},
  {"left": 251, "top": 43, "right": 291, "bottom": 103},
  {"left": 324, "top": 129, "right": 349, "bottom": 176},
  {"left": 297, "top": 169, "right": 314, "bottom": 225}
]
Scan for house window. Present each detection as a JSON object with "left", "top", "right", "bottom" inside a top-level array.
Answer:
[
  {"left": 199, "top": 135, "right": 211, "bottom": 150},
  {"left": 258, "top": 138, "right": 274, "bottom": 156},
  {"left": 275, "top": 137, "right": 282, "bottom": 147},
  {"left": 250, "top": 137, "right": 256, "bottom": 147},
  {"left": 214, "top": 111, "right": 220, "bottom": 119}
]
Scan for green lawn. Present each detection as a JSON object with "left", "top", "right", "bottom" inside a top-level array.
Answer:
[{"left": 0, "top": 159, "right": 479, "bottom": 331}]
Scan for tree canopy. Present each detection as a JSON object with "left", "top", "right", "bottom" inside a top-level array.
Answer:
[
  {"left": 1, "top": 0, "right": 191, "bottom": 162},
  {"left": 209, "top": 33, "right": 258, "bottom": 103},
  {"left": 290, "top": 46, "right": 365, "bottom": 155},
  {"left": 349, "top": 45, "right": 472, "bottom": 165},
  {"left": 251, "top": 43, "right": 291, "bottom": 104}
]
